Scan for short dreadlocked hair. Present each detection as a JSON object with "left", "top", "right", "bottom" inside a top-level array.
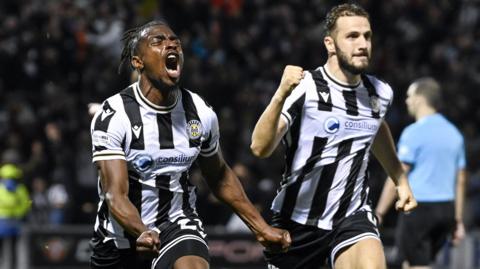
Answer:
[
  {"left": 118, "top": 20, "right": 169, "bottom": 74},
  {"left": 324, "top": 3, "right": 370, "bottom": 37}
]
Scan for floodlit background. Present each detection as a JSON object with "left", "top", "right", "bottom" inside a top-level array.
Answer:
[{"left": 0, "top": 0, "right": 479, "bottom": 268}]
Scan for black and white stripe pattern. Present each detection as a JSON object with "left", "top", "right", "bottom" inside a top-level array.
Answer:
[
  {"left": 90, "top": 82, "right": 219, "bottom": 248},
  {"left": 272, "top": 66, "right": 394, "bottom": 230}
]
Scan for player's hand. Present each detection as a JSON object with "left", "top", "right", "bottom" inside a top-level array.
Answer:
[
  {"left": 136, "top": 229, "right": 160, "bottom": 258},
  {"left": 256, "top": 225, "right": 291, "bottom": 253},
  {"left": 452, "top": 221, "right": 466, "bottom": 246},
  {"left": 395, "top": 184, "right": 417, "bottom": 212},
  {"left": 375, "top": 211, "right": 384, "bottom": 226},
  {"left": 277, "top": 65, "right": 304, "bottom": 99}
]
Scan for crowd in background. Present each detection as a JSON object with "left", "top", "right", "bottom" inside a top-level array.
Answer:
[{"left": 0, "top": 0, "right": 479, "bottom": 230}]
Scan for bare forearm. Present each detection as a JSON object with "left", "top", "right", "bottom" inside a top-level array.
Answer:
[
  {"left": 251, "top": 66, "right": 303, "bottom": 158},
  {"left": 375, "top": 178, "right": 397, "bottom": 217},
  {"left": 372, "top": 121, "right": 407, "bottom": 185},
  {"left": 210, "top": 167, "right": 268, "bottom": 235},
  {"left": 98, "top": 160, "right": 148, "bottom": 238},
  {"left": 251, "top": 93, "right": 286, "bottom": 158},
  {"left": 107, "top": 194, "right": 148, "bottom": 237},
  {"left": 455, "top": 169, "right": 467, "bottom": 222}
]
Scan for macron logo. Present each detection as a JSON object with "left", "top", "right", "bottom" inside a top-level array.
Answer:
[
  {"left": 101, "top": 109, "right": 115, "bottom": 121},
  {"left": 132, "top": 125, "right": 142, "bottom": 139},
  {"left": 319, "top": 91, "right": 330, "bottom": 102}
]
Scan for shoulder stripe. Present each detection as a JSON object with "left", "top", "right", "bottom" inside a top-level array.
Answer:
[
  {"left": 156, "top": 114, "right": 175, "bottom": 149},
  {"left": 121, "top": 87, "right": 145, "bottom": 150},
  {"left": 342, "top": 90, "right": 359, "bottom": 116},
  {"left": 286, "top": 93, "right": 306, "bottom": 124},
  {"left": 181, "top": 89, "right": 202, "bottom": 148},
  {"left": 361, "top": 75, "right": 380, "bottom": 119},
  {"left": 94, "top": 101, "right": 116, "bottom": 132},
  {"left": 310, "top": 70, "right": 333, "bottom": 111}
]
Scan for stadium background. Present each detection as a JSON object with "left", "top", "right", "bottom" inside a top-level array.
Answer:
[{"left": 0, "top": 0, "right": 479, "bottom": 268}]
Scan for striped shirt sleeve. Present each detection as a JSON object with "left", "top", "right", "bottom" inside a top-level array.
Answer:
[
  {"left": 91, "top": 98, "right": 127, "bottom": 162},
  {"left": 199, "top": 106, "right": 220, "bottom": 157},
  {"left": 281, "top": 74, "right": 308, "bottom": 128}
]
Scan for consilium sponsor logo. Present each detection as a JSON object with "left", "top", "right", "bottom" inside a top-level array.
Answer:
[
  {"left": 132, "top": 153, "right": 196, "bottom": 172},
  {"left": 133, "top": 154, "right": 154, "bottom": 172},
  {"left": 155, "top": 154, "right": 196, "bottom": 166},
  {"left": 344, "top": 121, "right": 378, "bottom": 131}
]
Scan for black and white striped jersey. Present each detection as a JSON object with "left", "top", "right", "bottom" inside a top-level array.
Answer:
[
  {"left": 272, "top": 66, "right": 393, "bottom": 230},
  {"left": 90, "top": 82, "right": 219, "bottom": 249}
]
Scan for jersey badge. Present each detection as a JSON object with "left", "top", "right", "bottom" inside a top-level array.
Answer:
[
  {"left": 370, "top": 96, "right": 380, "bottom": 113},
  {"left": 187, "top": 120, "right": 202, "bottom": 140}
]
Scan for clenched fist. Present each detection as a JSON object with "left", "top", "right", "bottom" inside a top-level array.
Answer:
[
  {"left": 136, "top": 229, "right": 160, "bottom": 259},
  {"left": 395, "top": 184, "right": 417, "bottom": 212},
  {"left": 277, "top": 65, "right": 304, "bottom": 99},
  {"left": 256, "top": 225, "right": 291, "bottom": 253}
]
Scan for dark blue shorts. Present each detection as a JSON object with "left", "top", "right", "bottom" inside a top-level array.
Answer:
[
  {"left": 264, "top": 210, "right": 380, "bottom": 269},
  {"left": 396, "top": 201, "right": 455, "bottom": 266}
]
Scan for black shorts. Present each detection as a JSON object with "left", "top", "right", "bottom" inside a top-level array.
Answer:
[
  {"left": 264, "top": 210, "right": 380, "bottom": 269},
  {"left": 90, "top": 216, "right": 209, "bottom": 269},
  {"left": 396, "top": 201, "right": 455, "bottom": 266},
  {"left": 152, "top": 216, "right": 210, "bottom": 269},
  {"left": 90, "top": 235, "right": 153, "bottom": 269}
]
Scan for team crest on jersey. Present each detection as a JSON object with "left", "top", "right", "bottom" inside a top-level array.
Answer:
[
  {"left": 133, "top": 154, "right": 153, "bottom": 172},
  {"left": 370, "top": 96, "right": 381, "bottom": 113},
  {"left": 324, "top": 117, "right": 340, "bottom": 134},
  {"left": 187, "top": 120, "right": 202, "bottom": 140}
]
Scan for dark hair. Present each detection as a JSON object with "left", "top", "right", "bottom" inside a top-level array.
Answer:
[
  {"left": 118, "top": 20, "right": 169, "bottom": 73},
  {"left": 412, "top": 77, "right": 443, "bottom": 110},
  {"left": 324, "top": 3, "right": 370, "bottom": 36}
]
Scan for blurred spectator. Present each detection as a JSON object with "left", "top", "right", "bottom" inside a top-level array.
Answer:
[
  {"left": 28, "top": 176, "right": 50, "bottom": 225},
  {"left": 47, "top": 179, "right": 69, "bottom": 225},
  {"left": 0, "top": 164, "right": 30, "bottom": 269},
  {"left": 27, "top": 175, "right": 70, "bottom": 226}
]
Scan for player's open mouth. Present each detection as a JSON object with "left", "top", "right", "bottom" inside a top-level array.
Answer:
[{"left": 165, "top": 52, "right": 180, "bottom": 79}]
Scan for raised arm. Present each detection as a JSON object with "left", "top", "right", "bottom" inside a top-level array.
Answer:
[
  {"left": 372, "top": 120, "right": 417, "bottom": 212},
  {"left": 97, "top": 159, "right": 160, "bottom": 254},
  {"left": 197, "top": 150, "right": 290, "bottom": 251},
  {"left": 250, "top": 65, "right": 304, "bottom": 158}
]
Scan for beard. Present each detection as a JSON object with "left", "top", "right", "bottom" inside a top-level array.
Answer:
[{"left": 335, "top": 43, "right": 370, "bottom": 75}]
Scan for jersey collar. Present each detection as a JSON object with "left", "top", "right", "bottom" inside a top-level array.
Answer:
[
  {"left": 320, "top": 66, "right": 361, "bottom": 89},
  {"left": 133, "top": 82, "right": 179, "bottom": 113}
]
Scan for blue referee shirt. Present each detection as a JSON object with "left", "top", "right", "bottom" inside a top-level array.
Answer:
[{"left": 397, "top": 113, "right": 466, "bottom": 202}]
